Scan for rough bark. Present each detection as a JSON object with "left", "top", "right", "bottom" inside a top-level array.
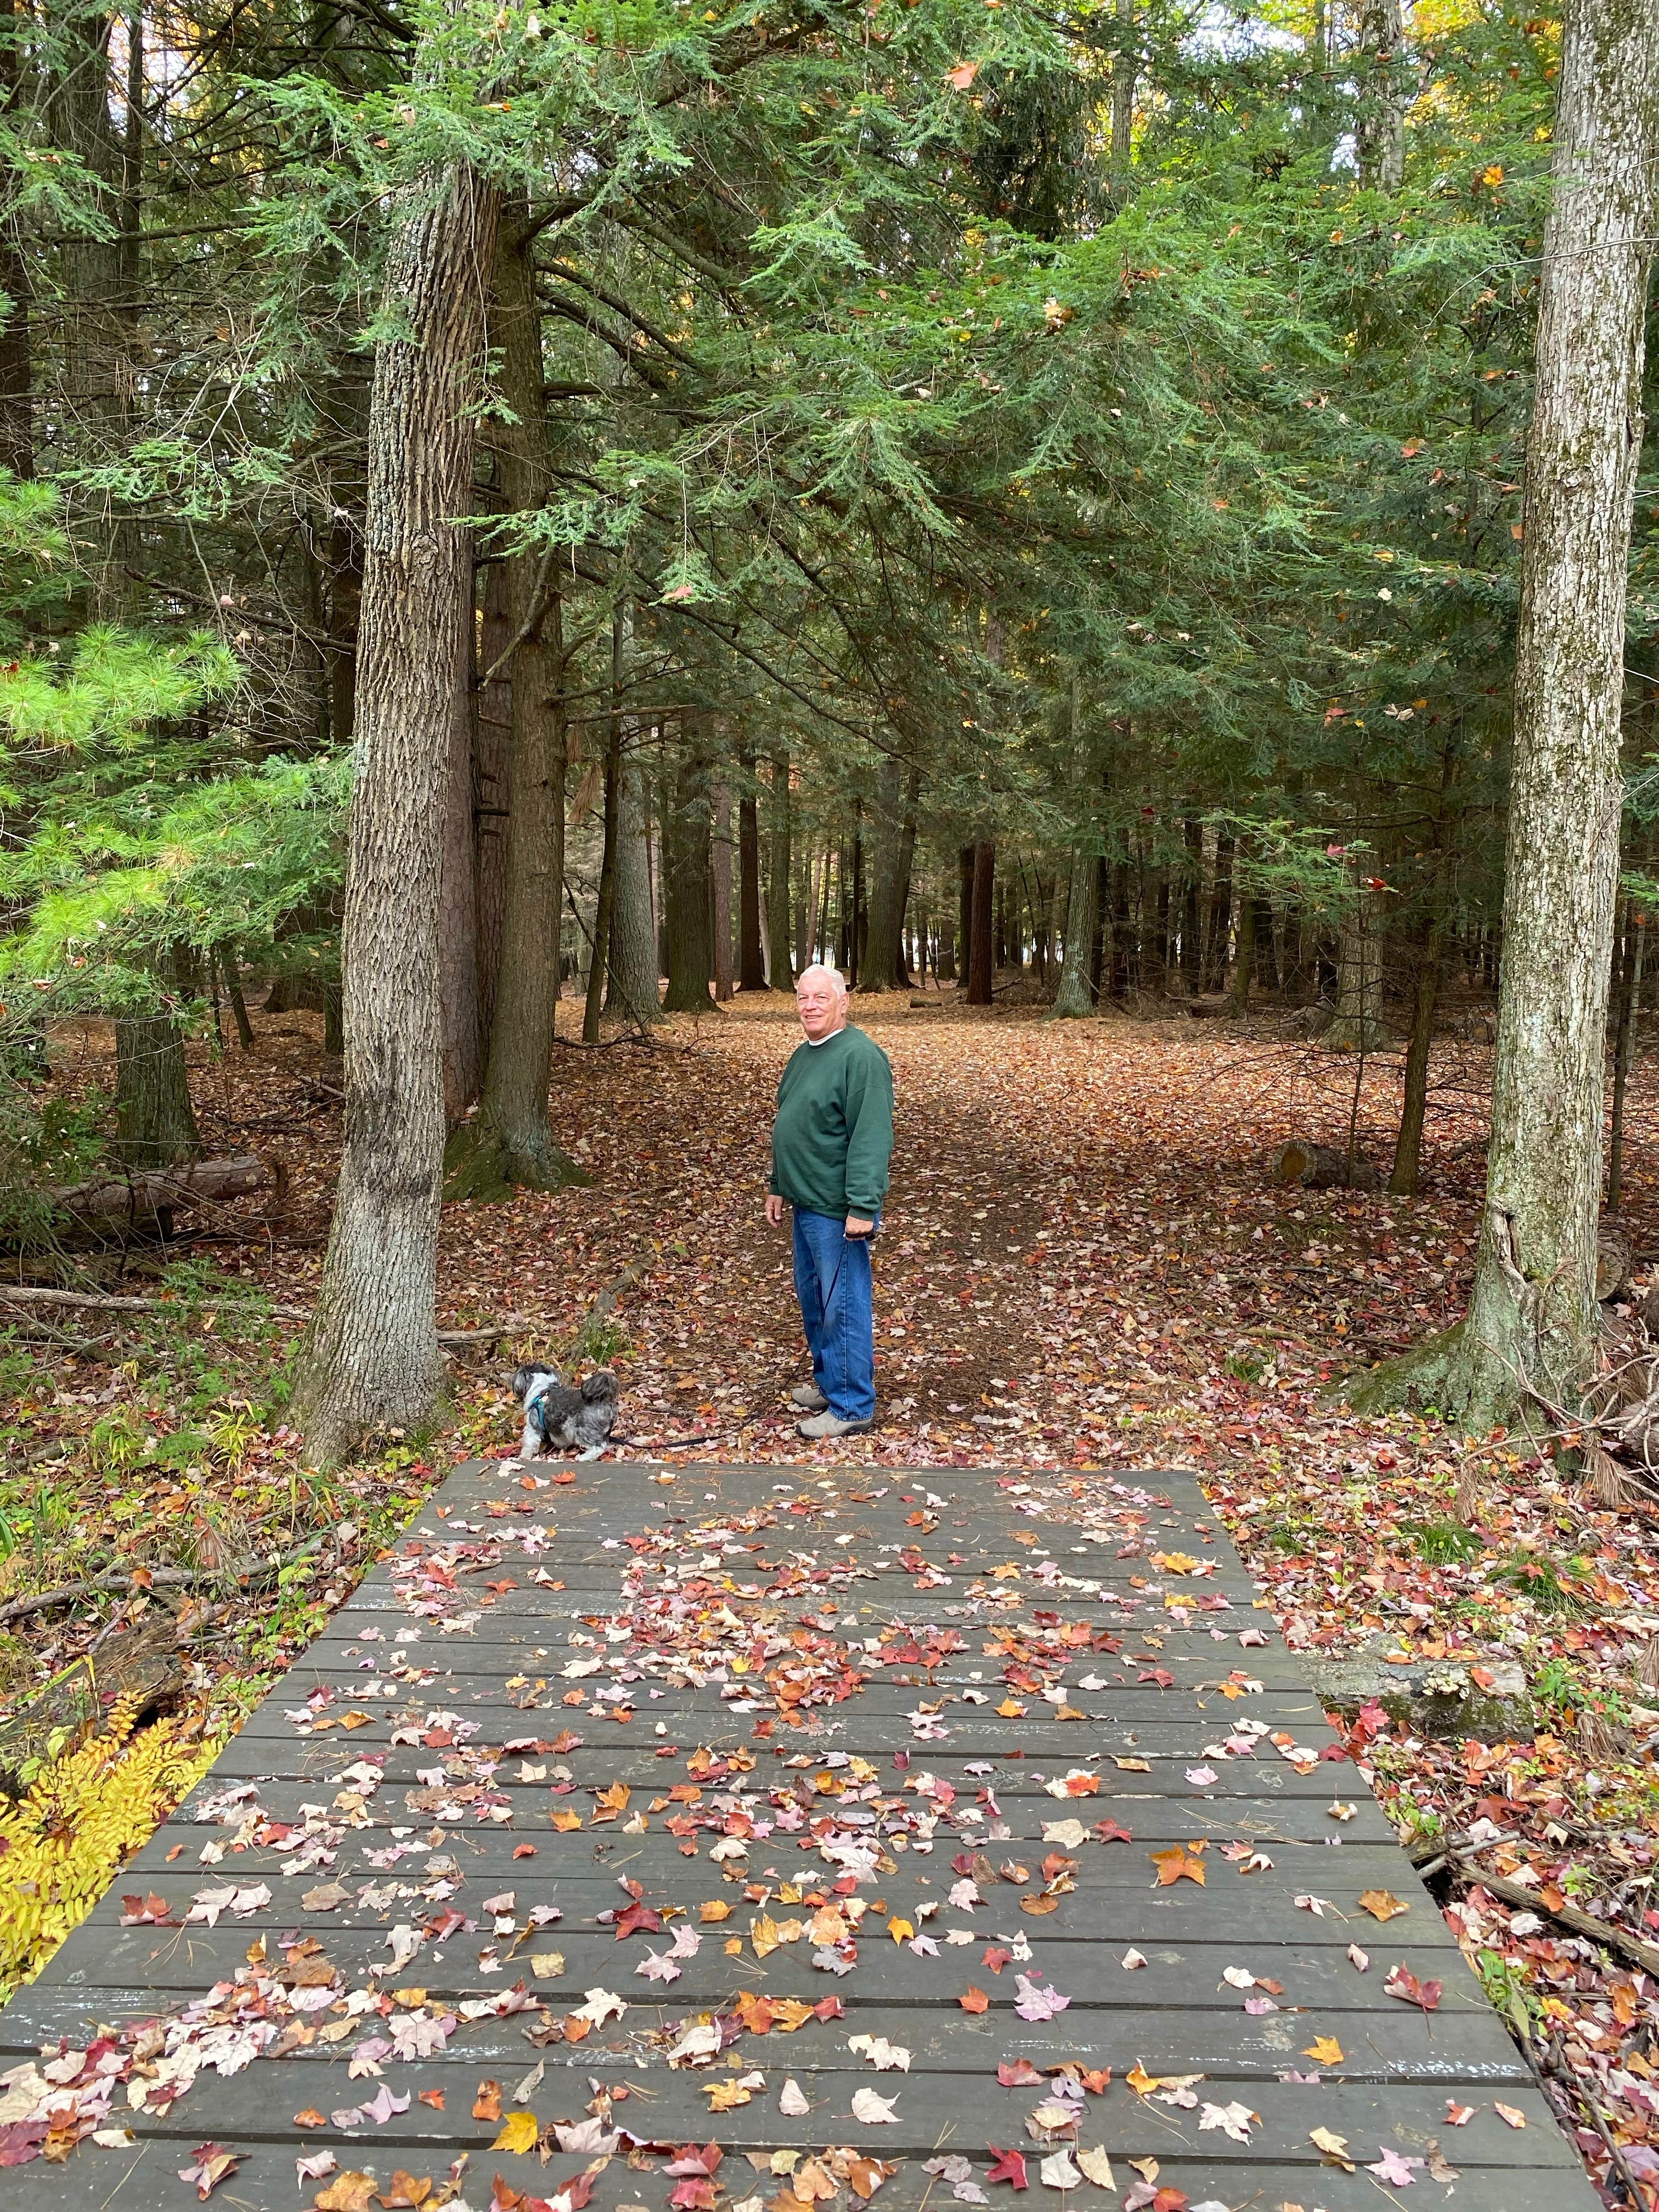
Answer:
[
  {"left": 967, "top": 839, "right": 996, "bottom": 1005},
  {"left": 1323, "top": 894, "right": 1387, "bottom": 1052},
  {"left": 582, "top": 609, "right": 625, "bottom": 1043},
  {"left": 473, "top": 556, "right": 511, "bottom": 1045},
  {"left": 1386, "top": 0, "right": 1659, "bottom": 1423},
  {"left": 439, "top": 560, "right": 481, "bottom": 1128},
  {"left": 1356, "top": 0, "right": 1407, "bottom": 193},
  {"left": 0, "top": 0, "right": 32, "bottom": 479},
  {"left": 606, "top": 747, "right": 663, "bottom": 1023},
  {"left": 738, "top": 746, "right": 766, "bottom": 990},
  {"left": 1052, "top": 854, "right": 1100, "bottom": 1018},
  {"left": 1389, "top": 919, "right": 1442, "bottom": 1197},
  {"left": 712, "top": 776, "right": 735, "bottom": 1001},
  {"left": 955, "top": 847, "right": 974, "bottom": 990},
  {"left": 1228, "top": 870, "right": 1255, "bottom": 1011},
  {"left": 765, "top": 749, "right": 792, "bottom": 989},
  {"left": 113, "top": 1012, "right": 202, "bottom": 1167},
  {"left": 1109, "top": 0, "right": 1136, "bottom": 202},
  {"left": 860, "top": 759, "right": 919, "bottom": 992},
  {"left": 288, "top": 162, "right": 502, "bottom": 1464},
  {"left": 662, "top": 735, "right": 714, "bottom": 1012},
  {"left": 56, "top": 1153, "right": 263, "bottom": 1227},
  {"left": 446, "top": 206, "right": 583, "bottom": 1199}
]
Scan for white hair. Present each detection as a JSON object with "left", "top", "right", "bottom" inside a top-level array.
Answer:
[{"left": 795, "top": 962, "right": 848, "bottom": 998}]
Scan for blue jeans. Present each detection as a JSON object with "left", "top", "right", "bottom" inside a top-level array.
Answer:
[{"left": 792, "top": 1209, "right": 877, "bottom": 1424}]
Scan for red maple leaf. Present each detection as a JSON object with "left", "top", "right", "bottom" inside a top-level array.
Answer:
[{"left": 986, "top": 2147, "right": 1029, "bottom": 2190}]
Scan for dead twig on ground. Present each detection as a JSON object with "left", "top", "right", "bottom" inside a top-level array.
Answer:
[{"left": 0, "top": 1534, "right": 326, "bottom": 1629}]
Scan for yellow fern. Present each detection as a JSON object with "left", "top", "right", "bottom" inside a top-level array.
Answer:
[{"left": 0, "top": 1700, "right": 221, "bottom": 1999}]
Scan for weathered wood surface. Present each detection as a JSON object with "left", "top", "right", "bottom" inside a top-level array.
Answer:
[{"left": 0, "top": 1460, "right": 1594, "bottom": 2210}]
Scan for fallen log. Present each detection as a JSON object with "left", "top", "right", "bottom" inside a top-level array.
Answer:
[
  {"left": 1597, "top": 1217, "right": 1635, "bottom": 1302},
  {"left": 50, "top": 1154, "right": 267, "bottom": 1229},
  {"left": 1272, "top": 1135, "right": 1380, "bottom": 1192}
]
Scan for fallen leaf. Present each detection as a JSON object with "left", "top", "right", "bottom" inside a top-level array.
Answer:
[
  {"left": 1310, "top": 2126, "right": 1355, "bottom": 2172},
  {"left": 1302, "top": 2038, "right": 1344, "bottom": 2065},
  {"left": 1148, "top": 1846, "right": 1205, "bottom": 1887},
  {"left": 985, "top": 2147, "right": 1029, "bottom": 2190},
  {"left": 1493, "top": 2102, "right": 1526, "bottom": 2129},
  {"left": 1358, "top": 1889, "right": 1410, "bottom": 1922},
  {"left": 490, "top": 2113, "right": 539, "bottom": 2155},
  {"left": 958, "top": 1986, "right": 990, "bottom": 2013},
  {"left": 850, "top": 2086, "right": 899, "bottom": 2124}
]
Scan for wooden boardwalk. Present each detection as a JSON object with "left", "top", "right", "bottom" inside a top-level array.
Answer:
[{"left": 1, "top": 1461, "right": 1596, "bottom": 2211}]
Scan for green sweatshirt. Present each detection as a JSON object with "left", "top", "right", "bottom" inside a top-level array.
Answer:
[{"left": 769, "top": 1024, "right": 895, "bottom": 1220}]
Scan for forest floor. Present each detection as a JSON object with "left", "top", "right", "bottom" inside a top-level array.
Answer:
[{"left": 6, "top": 988, "right": 1659, "bottom": 2203}]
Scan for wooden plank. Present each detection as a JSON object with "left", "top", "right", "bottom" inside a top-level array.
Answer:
[{"left": 0, "top": 1461, "right": 1593, "bottom": 2211}]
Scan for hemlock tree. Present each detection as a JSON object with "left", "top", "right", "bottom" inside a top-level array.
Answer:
[
  {"left": 1361, "top": 0, "right": 1659, "bottom": 1425},
  {"left": 289, "top": 159, "right": 501, "bottom": 1464}
]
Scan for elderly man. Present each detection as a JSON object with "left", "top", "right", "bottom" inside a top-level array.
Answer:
[{"left": 765, "top": 964, "right": 895, "bottom": 1438}]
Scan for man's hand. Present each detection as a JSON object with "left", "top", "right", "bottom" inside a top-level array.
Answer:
[
  {"left": 765, "top": 1194, "right": 786, "bottom": 1227},
  {"left": 844, "top": 1215, "right": 874, "bottom": 1239}
]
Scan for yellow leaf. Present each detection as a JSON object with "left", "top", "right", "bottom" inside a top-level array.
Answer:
[
  {"left": 1310, "top": 2126, "right": 1355, "bottom": 2171},
  {"left": 752, "top": 1914, "right": 781, "bottom": 1958},
  {"left": 491, "top": 2112, "right": 539, "bottom": 2155},
  {"left": 997, "top": 1699, "right": 1025, "bottom": 1718},
  {"left": 549, "top": 1809, "right": 582, "bottom": 1832},
  {"left": 1303, "top": 2037, "right": 1344, "bottom": 2065},
  {"left": 1357, "top": 1889, "right": 1410, "bottom": 1922},
  {"left": 700, "top": 1900, "right": 731, "bottom": 1922},
  {"left": 887, "top": 1917, "right": 914, "bottom": 1944}
]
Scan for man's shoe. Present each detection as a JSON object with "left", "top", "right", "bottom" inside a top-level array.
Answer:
[
  {"left": 796, "top": 1410, "right": 873, "bottom": 1440},
  {"left": 790, "top": 1382, "right": 829, "bottom": 1412}
]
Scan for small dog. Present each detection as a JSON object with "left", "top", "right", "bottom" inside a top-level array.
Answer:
[{"left": 512, "top": 1362, "right": 620, "bottom": 1462}]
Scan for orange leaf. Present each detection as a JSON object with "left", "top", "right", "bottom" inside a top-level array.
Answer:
[
  {"left": 958, "top": 1985, "right": 990, "bottom": 2013},
  {"left": 1149, "top": 1846, "right": 1206, "bottom": 1887}
]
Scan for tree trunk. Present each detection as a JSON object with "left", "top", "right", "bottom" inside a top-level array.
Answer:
[
  {"left": 446, "top": 207, "right": 583, "bottom": 1199},
  {"left": 860, "top": 759, "right": 919, "bottom": 992},
  {"left": 113, "top": 1013, "right": 202, "bottom": 1167},
  {"left": 439, "top": 560, "right": 481, "bottom": 1128},
  {"left": 967, "top": 839, "right": 996, "bottom": 1005},
  {"left": 955, "top": 847, "right": 974, "bottom": 989},
  {"left": 1400, "top": 0, "right": 1659, "bottom": 1424},
  {"left": 1109, "top": 0, "right": 1136, "bottom": 203},
  {"left": 606, "top": 746, "right": 664, "bottom": 1024},
  {"left": 473, "top": 556, "right": 510, "bottom": 1047},
  {"left": 662, "top": 735, "right": 714, "bottom": 1012},
  {"left": 1609, "top": 908, "right": 1646, "bottom": 1211},
  {"left": 221, "top": 949, "right": 255, "bottom": 1052},
  {"left": 288, "top": 161, "right": 502, "bottom": 1465},
  {"left": 1228, "top": 869, "right": 1255, "bottom": 1011},
  {"left": 937, "top": 905, "right": 956, "bottom": 983},
  {"left": 1389, "top": 920, "right": 1442, "bottom": 1197},
  {"left": 1204, "top": 832, "right": 1233, "bottom": 991},
  {"left": 1052, "top": 854, "right": 1100, "bottom": 1018},
  {"left": 738, "top": 747, "right": 765, "bottom": 991},
  {"left": 712, "top": 776, "right": 735, "bottom": 1001},
  {"left": 582, "top": 609, "right": 627, "bottom": 1043},
  {"left": 0, "top": 0, "right": 31, "bottom": 479},
  {"left": 1356, "top": 0, "right": 1407, "bottom": 193},
  {"left": 1323, "top": 894, "right": 1387, "bottom": 1051},
  {"left": 765, "top": 750, "right": 792, "bottom": 989}
]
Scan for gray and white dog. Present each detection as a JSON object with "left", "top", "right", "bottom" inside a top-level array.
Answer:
[{"left": 512, "top": 1362, "right": 620, "bottom": 1462}]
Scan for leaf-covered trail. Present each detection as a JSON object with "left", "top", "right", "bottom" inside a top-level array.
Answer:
[{"left": 15, "top": 995, "right": 1659, "bottom": 2201}]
